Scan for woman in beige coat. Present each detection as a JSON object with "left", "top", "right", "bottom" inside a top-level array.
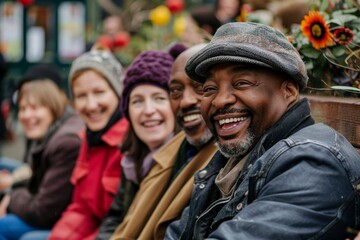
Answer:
[{"left": 109, "top": 44, "right": 217, "bottom": 240}]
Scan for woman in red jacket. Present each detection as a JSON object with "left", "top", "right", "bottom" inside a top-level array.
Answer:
[{"left": 48, "top": 47, "right": 128, "bottom": 240}]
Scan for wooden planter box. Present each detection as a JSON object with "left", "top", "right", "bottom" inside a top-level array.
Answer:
[{"left": 303, "top": 95, "right": 360, "bottom": 152}]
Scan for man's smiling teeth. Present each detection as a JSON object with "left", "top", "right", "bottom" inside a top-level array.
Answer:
[
  {"left": 143, "top": 120, "right": 161, "bottom": 127},
  {"left": 184, "top": 114, "right": 201, "bottom": 122},
  {"left": 219, "top": 117, "right": 246, "bottom": 126}
]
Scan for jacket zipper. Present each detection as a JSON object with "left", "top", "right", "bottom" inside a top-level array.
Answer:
[
  {"left": 189, "top": 158, "right": 257, "bottom": 239},
  {"left": 193, "top": 166, "right": 256, "bottom": 237},
  {"left": 193, "top": 197, "right": 231, "bottom": 238}
]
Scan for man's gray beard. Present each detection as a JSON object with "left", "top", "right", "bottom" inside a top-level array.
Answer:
[
  {"left": 186, "top": 128, "right": 213, "bottom": 148},
  {"left": 215, "top": 129, "right": 255, "bottom": 158}
]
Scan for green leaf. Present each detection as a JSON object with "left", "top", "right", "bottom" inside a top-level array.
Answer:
[
  {"left": 337, "top": 15, "right": 358, "bottom": 24},
  {"left": 331, "top": 86, "right": 360, "bottom": 92},
  {"left": 305, "top": 60, "right": 314, "bottom": 70},
  {"left": 353, "top": 32, "right": 360, "bottom": 44},
  {"left": 319, "top": 0, "right": 329, "bottom": 12},
  {"left": 349, "top": 19, "right": 360, "bottom": 30},
  {"left": 331, "top": 10, "right": 343, "bottom": 17},
  {"left": 332, "top": 46, "right": 346, "bottom": 57},
  {"left": 327, "top": 18, "right": 343, "bottom": 26},
  {"left": 301, "top": 46, "right": 321, "bottom": 58},
  {"left": 342, "top": 8, "right": 358, "bottom": 14}
]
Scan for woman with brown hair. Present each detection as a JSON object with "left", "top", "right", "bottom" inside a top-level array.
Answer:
[
  {"left": 96, "top": 44, "right": 186, "bottom": 239},
  {"left": 0, "top": 64, "right": 84, "bottom": 240}
]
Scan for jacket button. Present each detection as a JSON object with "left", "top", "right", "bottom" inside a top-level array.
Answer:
[
  {"left": 199, "top": 183, "right": 206, "bottom": 189},
  {"left": 198, "top": 170, "right": 207, "bottom": 179},
  {"left": 245, "top": 191, "right": 249, "bottom": 197},
  {"left": 247, "top": 164, "right": 253, "bottom": 170},
  {"left": 236, "top": 203, "right": 243, "bottom": 211}
]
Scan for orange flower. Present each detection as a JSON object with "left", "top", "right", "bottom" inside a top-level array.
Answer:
[
  {"left": 238, "top": 4, "right": 253, "bottom": 22},
  {"left": 301, "top": 11, "right": 333, "bottom": 50}
]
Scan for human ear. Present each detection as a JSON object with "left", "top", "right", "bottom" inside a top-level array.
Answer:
[{"left": 282, "top": 80, "right": 299, "bottom": 107}]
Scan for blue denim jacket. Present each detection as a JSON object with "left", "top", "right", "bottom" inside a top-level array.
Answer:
[{"left": 165, "top": 99, "right": 360, "bottom": 240}]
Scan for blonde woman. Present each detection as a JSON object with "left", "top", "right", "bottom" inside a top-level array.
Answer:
[{"left": 49, "top": 48, "right": 128, "bottom": 240}]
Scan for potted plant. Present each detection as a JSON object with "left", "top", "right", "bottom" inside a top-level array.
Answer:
[
  {"left": 287, "top": 0, "right": 360, "bottom": 149},
  {"left": 290, "top": 0, "right": 360, "bottom": 97}
]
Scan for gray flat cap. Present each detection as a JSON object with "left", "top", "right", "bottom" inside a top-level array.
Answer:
[{"left": 185, "top": 22, "right": 308, "bottom": 90}]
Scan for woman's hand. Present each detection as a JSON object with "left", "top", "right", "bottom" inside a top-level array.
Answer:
[
  {"left": 0, "top": 170, "right": 13, "bottom": 191},
  {"left": 0, "top": 194, "right": 10, "bottom": 217}
]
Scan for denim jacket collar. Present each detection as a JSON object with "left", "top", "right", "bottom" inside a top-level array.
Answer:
[{"left": 252, "top": 98, "right": 314, "bottom": 159}]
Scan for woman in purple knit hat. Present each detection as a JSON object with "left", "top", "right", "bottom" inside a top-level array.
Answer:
[{"left": 96, "top": 43, "right": 187, "bottom": 239}]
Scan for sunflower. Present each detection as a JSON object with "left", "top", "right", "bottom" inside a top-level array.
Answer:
[
  {"left": 333, "top": 28, "right": 354, "bottom": 45},
  {"left": 301, "top": 11, "right": 333, "bottom": 50}
]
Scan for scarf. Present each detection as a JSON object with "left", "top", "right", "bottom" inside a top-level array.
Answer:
[
  {"left": 25, "top": 106, "right": 74, "bottom": 163},
  {"left": 170, "top": 139, "right": 198, "bottom": 183},
  {"left": 122, "top": 133, "right": 174, "bottom": 184},
  {"left": 86, "top": 104, "right": 122, "bottom": 147}
]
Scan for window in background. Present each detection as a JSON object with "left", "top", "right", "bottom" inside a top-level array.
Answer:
[
  {"left": 58, "top": 2, "right": 85, "bottom": 62},
  {"left": 25, "top": 4, "right": 53, "bottom": 62},
  {"left": 0, "top": 2, "right": 23, "bottom": 62}
]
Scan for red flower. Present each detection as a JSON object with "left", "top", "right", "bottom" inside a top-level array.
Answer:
[
  {"left": 165, "top": 0, "right": 184, "bottom": 14},
  {"left": 113, "top": 31, "right": 131, "bottom": 49},
  {"left": 333, "top": 28, "right": 354, "bottom": 45},
  {"left": 17, "top": 0, "right": 34, "bottom": 6},
  {"left": 97, "top": 35, "right": 113, "bottom": 50}
]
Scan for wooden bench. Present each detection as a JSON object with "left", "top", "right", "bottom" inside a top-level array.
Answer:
[{"left": 305, "top": 95, "right": 360, "bottom": 153}]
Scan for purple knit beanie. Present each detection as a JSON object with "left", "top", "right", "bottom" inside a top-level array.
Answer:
[{"left": 121, "top": 43, "right": 187, "bottom": 119}]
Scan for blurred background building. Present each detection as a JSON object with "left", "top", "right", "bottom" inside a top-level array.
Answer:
[{"left": 0, "top": 0, "right": 221, "bottom": 161}]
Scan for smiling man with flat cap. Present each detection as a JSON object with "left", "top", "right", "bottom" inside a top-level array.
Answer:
[{"left": 165, "top": 22, "right": 360, "bottom": 240}]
